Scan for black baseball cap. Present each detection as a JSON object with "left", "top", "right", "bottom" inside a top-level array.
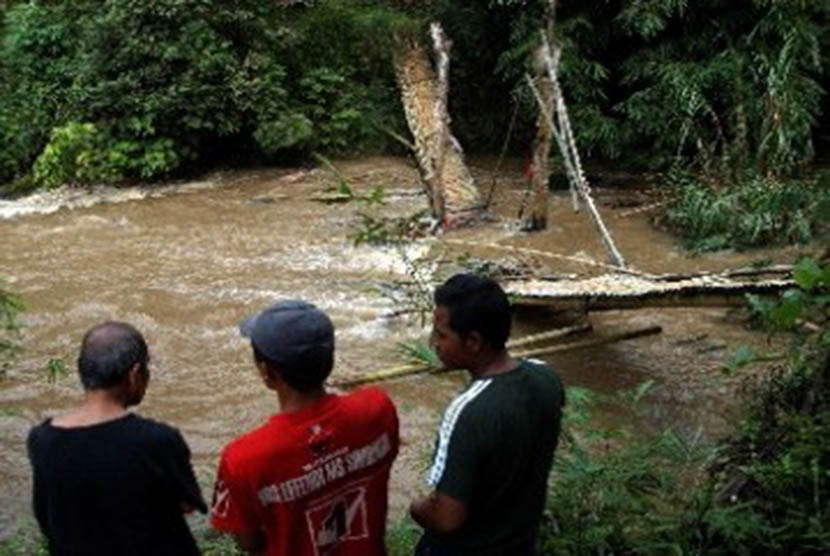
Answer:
[{"left": 239, "top": 300, "right": 334, "bottom": 383}]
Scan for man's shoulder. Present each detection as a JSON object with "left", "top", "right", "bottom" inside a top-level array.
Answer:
[
  {"left": 126, "top": 414, "right": 187, "bottom": 446},
  {"left": 340, "top": 387, "right": 396, "bottom": 418},
  {"left": 456, "top": 361, "right": 563, "bottom": 417},
  {"left": 444, "top": 378, "right": 498, "bottom": 425},
  {"left": 222, "top": 417, "right": 278, "bottom": 456},
  {"left": 27, "top": 414, "right": 187, "bottom": 464},
  {"left": 26, "top": 418, "right": 54, "bottom": 455},
  {"left": 520, "top": 359, "right": 563, "bottom": 390}
]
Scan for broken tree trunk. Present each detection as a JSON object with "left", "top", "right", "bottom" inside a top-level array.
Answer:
[
  {"left": 394, "top": 31, "right": 483, "bottom": 228},
  {"left": 523, "top": 2, "right": 558, "bottom": 231},
  {"left": 525, "top": 45, "right": 555, "bottom": 231},
  {"left": 526, "top": 22, "right": 627, "bottom": 268}
]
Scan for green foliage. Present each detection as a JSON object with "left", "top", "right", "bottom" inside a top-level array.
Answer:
[
  {"left": 31, "top": 122, "right": 182, "bottom": 187},
  {"left": 0, "top": 0, "right": 411, "bottom": 188},
  {"left": 0, "top": 532, "right": 48, "bottom": 556},
  {"left": 540, "top": 384, "right": 711, "bottom": 555},
  {"left": 44, "top": 358, "right": 69, "bottom": 385},
  {"left": 386, "top": 517, "right": 421, "bottom": 556},
  {"left": 614, "top": 0, "right": 828, "bottom": 176},
  {"left": 0, "top": 287, "right": 23, "bottom": 375},
  {"left": 351, "top": 210, "right": 430, "bottom": 247},
  {"left": 664, "top": 171, "right": 830, "bottom": 251},
  {"left": 537, "top": 264, "right": 829, "bottom": 553},
  {"left": 396, "top": 340, "right": 441, "bottom": 369},
  {"left": 0, "top": 2, "right": 80, "bottom": 184},
  {"left": 704, "top": 261, "right": 830, "bottom": 553},
  {"left": 3, "top": 0, "right": 827, "bottom": 188},
  {"left": 196, "top": 530, "right": 243, "bottom": 556},
  {"left": 444, "top": 0, "right": 829, "bottom": 176}
]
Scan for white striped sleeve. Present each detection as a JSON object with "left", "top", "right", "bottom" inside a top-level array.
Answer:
[{"left": 426, "top": 379, "right": 492, "bottom": 487}]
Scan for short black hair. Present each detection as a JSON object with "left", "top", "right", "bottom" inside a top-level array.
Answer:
[
  {"left": 434, "top": 273, "right": 512, "bottom": 350},
  {"left": 77, "top": 322, "right": 148, "bottom": 390},
  {"left": 253, "top": 344, "right": 333, "bottom": 392}
]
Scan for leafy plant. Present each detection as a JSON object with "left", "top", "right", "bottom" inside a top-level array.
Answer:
[
  {"left": 386, "top": 517, "right": 422, "bottom": 556},
  {"left": 45, "top": 358, "right": 68, "bottom": 385},
  {"left": 351, "top": 210, "right": 431, "bottom": 247},
  {"left": 664, "top": 172, "right": 830, "bottom": 251},
  {"left": 0, "top": 287, "right": 23, "bottom": 375},
  {"left": 540, "top": 383, "right": 713, "bottom": 555},
  {"left": 395, "top": 340, "right": 441, "bottom": 370}
]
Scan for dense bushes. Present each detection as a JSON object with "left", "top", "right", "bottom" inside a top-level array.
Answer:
[
  {"left": 536, "top": 258, "right": 830, "bottom": 554},
  {"left": 483, "top": 0, "right": 830, "bottom": 177},
  {"left": 664, "top": 170, "right": 830, "bottom": 252},
  {"left": 0, "top": 0, "right": 408, "bottom": 188}
]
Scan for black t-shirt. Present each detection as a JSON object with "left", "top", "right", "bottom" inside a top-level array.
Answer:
[
  {"left": 27, "top": 413, "right": 207, "bottom": 556},
  {"left": 425, "top": 360, "right": 565, "bottom": 554}
]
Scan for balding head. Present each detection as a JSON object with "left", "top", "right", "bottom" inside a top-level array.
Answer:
[{"left": 77, "top": 322, "right": 148, "bottom": 390}]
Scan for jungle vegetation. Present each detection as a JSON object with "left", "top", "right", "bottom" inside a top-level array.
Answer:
[{"left": 1, "top": 2, "right": 828, "bottom": 215}]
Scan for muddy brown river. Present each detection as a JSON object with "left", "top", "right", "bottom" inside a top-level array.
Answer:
[{"left": 0, "top": 157, "right": 809, "bottom": 538}]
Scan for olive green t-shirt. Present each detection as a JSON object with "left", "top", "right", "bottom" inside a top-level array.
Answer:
[{"left": 426, "top": 359, "right": 565, "bottom": 554}]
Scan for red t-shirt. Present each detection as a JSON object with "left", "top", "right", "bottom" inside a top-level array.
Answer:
[{"left": 211, "top": 388, "right": 399, "bottom": 556}]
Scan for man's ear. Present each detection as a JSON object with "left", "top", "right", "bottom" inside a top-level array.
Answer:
[
  {"left": 256, "top": 360, "right": 280, "bottom": 389},
  {"left": 123, "top": 362, "right": 148, "bottom": 405},
  {"left": 465, "top": 331, "right": 485, "bottom": 353},
  {"left": 127, "top": 363, "right": 143, "bottom": 388}
]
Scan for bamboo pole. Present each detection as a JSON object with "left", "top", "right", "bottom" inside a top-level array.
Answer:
[
  {"left": 329, "top": 323, "right": 660, "bottom": 389},
  {"left": 507, "top": 322, "right": 591, "bottom": 348}
]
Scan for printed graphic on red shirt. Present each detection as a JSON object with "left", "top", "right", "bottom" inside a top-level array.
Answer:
[
  {"left": 211, "top": 389, "right": 399, "bottom": 555},
  {"left": 212, "top": 478, "right": 231, "bottom": 519},
  {"left": 305, "top": 484, "right": 369, "bottom": 556}
]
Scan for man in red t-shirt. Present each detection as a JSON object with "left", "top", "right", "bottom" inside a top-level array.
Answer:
[{"left": 211, "top": 300, "right": 399, "bottom": 556}]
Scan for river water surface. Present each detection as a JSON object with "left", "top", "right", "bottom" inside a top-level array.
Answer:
[{"left": 0, "top": 157, "right": 807, "bottom": 537}]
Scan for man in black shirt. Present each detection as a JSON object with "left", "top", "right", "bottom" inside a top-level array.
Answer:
[
  {"left": 27, "top": 321, "right": 206, "bottom": 556},
  {"left": 410, "top": 274, "right": 565, "bottom": 556}
]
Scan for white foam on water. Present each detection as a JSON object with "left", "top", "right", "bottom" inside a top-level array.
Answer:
[
  {"left": 266, "top": 241, "right": 436, "bottom": 278},
  {"left": 337, "top": 317, "right": 392, "bottom": 342},
  {"left": 0, "top": 179, "right": 218, "bottom": 221}
]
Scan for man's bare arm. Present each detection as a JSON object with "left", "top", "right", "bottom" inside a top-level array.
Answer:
[{"left": 410, "top": 490, "right": 468, "bottom": 535}]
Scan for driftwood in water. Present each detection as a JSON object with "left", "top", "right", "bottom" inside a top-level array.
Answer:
[
  {"left": 329, "top": 322, "right": 657, "bottom": 389},
  {"left": 394, "top": 30, "right": 483, "bottom": 227}
]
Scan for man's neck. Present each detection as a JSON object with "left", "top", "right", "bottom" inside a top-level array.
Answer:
[
  {"left": 470, "top": 350, "right": 517, "bottom": 378},
  {"left": 52, "top": 390, "right": 128, "bottom": 428},
  {"left": 276, "top": 387, "right": 328, "bottom": 414}
]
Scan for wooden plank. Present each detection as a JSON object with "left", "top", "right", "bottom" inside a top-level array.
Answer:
[{"left": 507, "top": 277, "right": 795, "bottom": 311}]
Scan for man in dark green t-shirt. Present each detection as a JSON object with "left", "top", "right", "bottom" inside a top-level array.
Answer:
[{"left": 410, "top": 274, "right": 565, "bottom": 556}]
